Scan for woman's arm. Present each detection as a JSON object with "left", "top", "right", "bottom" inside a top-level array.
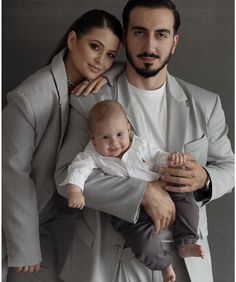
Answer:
[{"left": 2, "top": 91, "right": 41, "bottom": 267}]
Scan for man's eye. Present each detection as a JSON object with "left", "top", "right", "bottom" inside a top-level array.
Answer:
[
  {"left": 134, "top": 30, "right": 144, "bottom": 36},
  {"left": 157, "top": 33, "right": 168, "bottom": 39}
]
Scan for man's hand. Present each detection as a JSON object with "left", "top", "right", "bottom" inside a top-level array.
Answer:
[
  {"left": 16, "top": 263, "right": 40, "bottom": 273},
  {"left": 142, "top": 181, "right": 176, "bottom": 233},
  {"left": 159, "top": 154, "right": 208, "bottom": 193}
]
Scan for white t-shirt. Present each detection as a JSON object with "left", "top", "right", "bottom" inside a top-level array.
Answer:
[
  {"left": 128, "top": 81, "right": 167, "bottom": 151},
  {"left": 128, "top": 80, "right": 173, "bottom": 241}
]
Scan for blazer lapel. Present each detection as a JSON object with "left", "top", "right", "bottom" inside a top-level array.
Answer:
[
  {"left": 166, "top": 74, "right": 189, "bottom": 152},
  {"left": 51, "top": 50, "right": 69, "bottom": 151},
  {"left": 116, "top": 73, "right": 141, "bottom": 135}
]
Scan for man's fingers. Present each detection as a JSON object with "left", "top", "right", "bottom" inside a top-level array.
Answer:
[{"left": 153, "top": 219, "right": 161, "bottom": 233}]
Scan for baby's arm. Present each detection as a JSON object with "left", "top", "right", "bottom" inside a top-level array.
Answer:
[
  {"left": 67, "top": 184, "right": 85, "bottom": 209},
  {"left": 167, "top": 152, "right": 187, "bottom": 167}
]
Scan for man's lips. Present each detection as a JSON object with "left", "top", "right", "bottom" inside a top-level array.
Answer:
[
  {"left": 140, "top": 57, "right": 157, "bottom": 62},
  {"left": 137, "top": 52, "right": 160, "bottom": 62}
]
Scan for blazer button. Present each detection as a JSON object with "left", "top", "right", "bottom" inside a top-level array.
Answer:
[{"left": 113, "top": 244, "right": 122, "bottom": 252}]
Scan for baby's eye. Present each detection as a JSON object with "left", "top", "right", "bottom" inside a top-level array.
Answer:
[
  {"left": 117, "top": 132, "right": 123, "bottom": 137},
  {"left": 102, "top": 136, "right": 109, "bottom": 140}
]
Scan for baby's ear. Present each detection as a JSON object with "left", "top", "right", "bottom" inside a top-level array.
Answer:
[
  {"left": 90, "top": 131, "right": 95, "bottom": 145},
  {"left": 128, "top": 122, "right": 131, "bottom": 131}
]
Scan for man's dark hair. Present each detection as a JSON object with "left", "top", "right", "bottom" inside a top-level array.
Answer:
[{"left": 122, "top": 0, "right": 180, "bottom": 34}]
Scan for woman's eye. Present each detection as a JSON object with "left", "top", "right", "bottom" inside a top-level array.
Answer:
[
  {"left": 107, "top": 53, "right": 116, "bottom": 59},
  {"left": 90, "top": 43, "right": 100, "bottom": 51}
]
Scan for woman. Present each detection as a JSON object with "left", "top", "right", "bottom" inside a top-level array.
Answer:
[{"left": 3, "top": 9, "right": 122, "bottom": 282}]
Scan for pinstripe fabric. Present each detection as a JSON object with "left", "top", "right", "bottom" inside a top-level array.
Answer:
[{"left": 2, "top": 50, "right": 69, "bottom": 268}]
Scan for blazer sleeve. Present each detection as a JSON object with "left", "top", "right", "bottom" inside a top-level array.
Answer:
[
  {"left": 56, "top": 95, "right": 146, "bottom": 223},
  {"left": 2, "top": 91, "right": 41, "bottom": 267},
  {"left": 203, "top": 95, "right": 234, "bottom": 202},
  {"left": 102, "top": 61, "right": 125, "bottom": 87}
]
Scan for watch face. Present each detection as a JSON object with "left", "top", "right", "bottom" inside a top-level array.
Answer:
[{"left": 204, "top": 177, "right": 211, "bottom": 189}]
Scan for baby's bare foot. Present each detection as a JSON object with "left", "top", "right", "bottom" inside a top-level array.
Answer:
[
  {"left": 162, "top": 264, "right": 176, "bottom": 282},
  {"left": 178, "top": 244, "right": 204, "bottom": 259}
]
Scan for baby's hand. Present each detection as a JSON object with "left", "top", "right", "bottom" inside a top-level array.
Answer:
[
  {"left": 67, "top": 184, "right": 85, "bottom": 209},
  {"left": 167, "top": 152, "right": 187, "bottom": 168},
  {"left": 16, "top": 263, "right": 40, "bottom": 273}
]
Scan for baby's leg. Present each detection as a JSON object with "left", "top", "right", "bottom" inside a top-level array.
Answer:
[
  {"left": 111, "top": 209, "right": 171, "bottom": 271},
  {"left": 171, "top": 193, "right": 204, "bottom": 259},
  {"left": 178, "top": 244, "right": 204, "bottom": 259}
]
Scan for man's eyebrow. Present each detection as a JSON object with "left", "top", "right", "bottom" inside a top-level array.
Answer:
[
  {"left": 131, "top": 26, "right": 171, "bottom": 34},
  {"left": 131, "top": 26, "right": 146, "bottom": 31}
]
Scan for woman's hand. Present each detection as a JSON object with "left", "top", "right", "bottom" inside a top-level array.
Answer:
[
  {"left": 71, "top": 76, "right": 108, "bottom": 96},
  {"left": 16, "top": 263, "right": 40, "bottom": 273}
]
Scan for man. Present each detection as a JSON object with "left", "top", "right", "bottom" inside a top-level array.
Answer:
[{"left": 55, "top": 0, "right": 234, "bottom": 281}]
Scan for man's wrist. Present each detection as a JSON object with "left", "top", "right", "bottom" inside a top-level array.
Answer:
[{"left": 200, "top": 169, "right": 211, "bottom": 192}]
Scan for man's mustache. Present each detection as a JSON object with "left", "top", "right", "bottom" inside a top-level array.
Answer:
[{"left": 137, "top": 52, "right": 160, "bottom": 59}]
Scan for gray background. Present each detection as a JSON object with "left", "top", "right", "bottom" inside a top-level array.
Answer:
[{"left": 2, "top": 0, "right": 234, "bottom": 281}]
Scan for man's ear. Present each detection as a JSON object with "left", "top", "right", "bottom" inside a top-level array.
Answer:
[
  {"left": 171, "top": 34, "right": 179, "bottom": 55},
  {"left": 67, "top": 31, "right": 77, "bottom": 50}
]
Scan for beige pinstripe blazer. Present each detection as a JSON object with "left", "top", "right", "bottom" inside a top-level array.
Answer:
[{"left": 2, "top": 50, "right": 69, "bottom": 267}]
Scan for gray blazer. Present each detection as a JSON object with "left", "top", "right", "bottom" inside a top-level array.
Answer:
[
  {"left": 2, "top": 50, "right": 69, "bottom": 267},
  {"left": 56, "top": 71, "right": 234, "bottom": 282}
]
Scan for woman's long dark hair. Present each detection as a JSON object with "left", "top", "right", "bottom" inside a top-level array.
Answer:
[{"left": 47, "top": 9, "right": 123, "bottom": 64}]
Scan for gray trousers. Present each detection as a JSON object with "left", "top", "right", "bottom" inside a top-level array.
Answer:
[{"left": 112, "top": 192, "right": 199, "bottom": 271}]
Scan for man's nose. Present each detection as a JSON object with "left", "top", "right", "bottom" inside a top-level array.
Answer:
[{"left": 145, "top": 35, "right": 156, "bottom": 53}]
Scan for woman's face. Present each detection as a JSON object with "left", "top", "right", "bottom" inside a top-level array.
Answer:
[{"left": 66, "top": 28, "right": 120, "bottom": 82}]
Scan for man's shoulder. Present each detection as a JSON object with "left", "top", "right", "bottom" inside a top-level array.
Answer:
[
  {"left": 175, "top": 76, "right": 218, "bottom": 100},
  {"left": 169, "top": 75, "right": 219, "bottom": 109}
]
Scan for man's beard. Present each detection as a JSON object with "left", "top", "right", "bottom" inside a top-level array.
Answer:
[{"left": 126, "top": 49, "right": 172, "bottom": 78}]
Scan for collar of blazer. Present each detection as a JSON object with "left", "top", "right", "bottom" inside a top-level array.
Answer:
[
  {"left": 116, "top": 72, "right": 189, "bottom": 152},
  {"left": 51, "top": 49, "right": 70, "bottom": 151}
]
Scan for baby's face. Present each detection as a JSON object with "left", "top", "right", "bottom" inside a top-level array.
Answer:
[{"left": 91, "top": 115, "right": 131, "bottom": 158}]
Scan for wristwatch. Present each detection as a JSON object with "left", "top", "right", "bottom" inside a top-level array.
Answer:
[{"left": 201, "top": 174, "right": 211, "bottom": 192}]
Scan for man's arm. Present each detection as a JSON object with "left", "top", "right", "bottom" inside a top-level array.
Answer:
[
  {"left": 160, "top": 95, "right": 234, "bottom": 204},
  {"left": 2, "top": 93, "right": 41, "bottom": 268}
]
